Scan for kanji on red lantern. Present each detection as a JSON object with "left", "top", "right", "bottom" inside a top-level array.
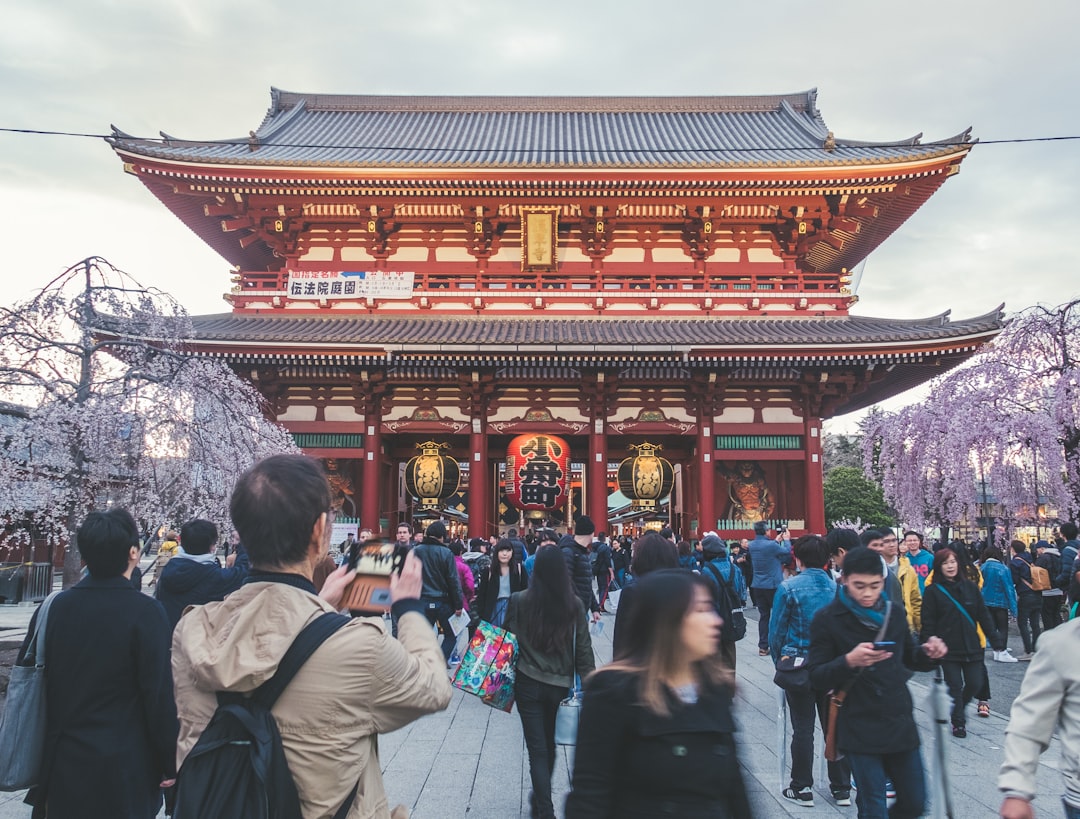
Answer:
[{"left": 505, "top": 433, "right": 570, "bottom": 512}]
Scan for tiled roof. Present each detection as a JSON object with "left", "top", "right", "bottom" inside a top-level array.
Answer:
[
  {"left": 186, "top": 308, "right": 1004, "bottom": 353},
  {"left": 109, "top": 88, "right": 972, "bottom": 170}
]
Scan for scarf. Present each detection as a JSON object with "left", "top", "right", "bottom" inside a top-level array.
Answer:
[{"left": 838, "top": 584, "right": 891, "bottom": 631}]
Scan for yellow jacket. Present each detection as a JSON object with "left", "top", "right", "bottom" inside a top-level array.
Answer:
[{"left": 897, "top": 557, "right": 923, "bottom": 634}]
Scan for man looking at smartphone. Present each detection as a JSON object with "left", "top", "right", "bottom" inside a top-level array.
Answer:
[
  {"left": 172, "top": 454, "right": 451, "bottom": 818},
  {"left": 807, "top": 546, "right": 947, "bottom": 818}
]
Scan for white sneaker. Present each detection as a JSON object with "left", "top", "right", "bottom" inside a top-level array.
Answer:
[{"left": 995, "top": 649, "right": 1019, "bottom": 663}]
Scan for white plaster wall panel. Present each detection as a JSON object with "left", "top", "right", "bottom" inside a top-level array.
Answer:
[
  {"left": 324, "top": 406, "right": 365, "bottom": 422},
  {"left": 714, "top": 407, "right": 755, "bottom": 423},
  {"left": 341, "top": 247, "right": 376, "bottom": 261},
  {"left": 278, "top": 405, "right": 317, "bottom": 422},
  {"left": 761, "top": 406, "right": 802, "bottom": 423}
]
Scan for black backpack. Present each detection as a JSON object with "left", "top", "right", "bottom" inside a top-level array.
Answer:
[
  {"left": 172, "top": 612, "right": 355, "bottom": 819},
  {"left": 704, "top": 562, "right": 747, "bottom": 642}
]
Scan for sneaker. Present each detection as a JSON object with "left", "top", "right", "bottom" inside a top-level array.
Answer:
[
  {"left": 831, "top": 789, "right": 852, "bottom": 806},
  {"left": 759, "top": 647, "right": 770, "bottom": 656},
  {"left": 782, "top": 787, "right": 815, "bottom": 807},
  {"left": 1017, "top": 652, "right": 1035, "bottom": 661},
  {"left": 995, "top": 649, "right": 1019, "bottom": 663}
]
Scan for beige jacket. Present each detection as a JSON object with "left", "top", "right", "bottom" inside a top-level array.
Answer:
[
  {"left": 998, "top": 617, "right": 1080, "bottom": 808},
  {"left": 172, "top": 580, "right": 452, "bottom": 819}
]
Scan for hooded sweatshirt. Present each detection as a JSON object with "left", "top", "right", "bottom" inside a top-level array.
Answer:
[
  {"left": 172, "top": 576, "right": 452, "bottom": 819},
  {"left": 154, "top": 547, "right": 249, "bottom": 631}
]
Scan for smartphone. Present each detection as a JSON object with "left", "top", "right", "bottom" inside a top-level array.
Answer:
[
  {"left": 341, "top": 540, "right": 404, "bottom": 614},
  {"left": 872, "top": 641, "right": 897, "bottom": 651}
]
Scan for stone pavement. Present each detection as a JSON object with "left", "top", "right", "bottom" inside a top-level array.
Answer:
[{"left": 0, "top": 577, "right": 1073, "bottom": 818}]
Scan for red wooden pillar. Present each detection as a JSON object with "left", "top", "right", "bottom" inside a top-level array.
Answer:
[
  {"left": 697, "top": 420, "right": 715, "bottom": 537},
  {"left": 588, "top": 420, "right": 609, "bottom": 533},
  {"left": 804, "top": 413, "right": 826, "bottom": 534},
  {"left": 469, "top": 420, "right": 489, "bottom": 540},
  {"left": 362, "top": 415, "right": 382, "bottom": 535}
]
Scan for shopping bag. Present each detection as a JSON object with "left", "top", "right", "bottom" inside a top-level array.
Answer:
[
  {"left": 451, "top": 620, "right": 518, "bottom": 712},
  {"left": 0, "top": 591, "right": 59, "bottom": 791}
]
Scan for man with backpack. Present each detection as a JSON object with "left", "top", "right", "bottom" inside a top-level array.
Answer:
[
  {"left": 699, "top": 532, "right": 747, "bottom": 669},
  {"left": 770, "top": 535, "right": 851, "bottom": 808},
  {"left": 171, "top": 454, "right": 452, "bottom": 819},
  {"left": 1034, "top": 540, "right": 1065, "bottom": 631},
  {"left": 1010, "top": 540, "right": 1043, "bottom": 659}
]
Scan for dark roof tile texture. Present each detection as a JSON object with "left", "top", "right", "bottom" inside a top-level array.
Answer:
[
  {"left": 110, "top": 89, "right": 970, "bottom": 170},
  {"left": 187, "top": 309, "right": 1004, "bottom": 350}
]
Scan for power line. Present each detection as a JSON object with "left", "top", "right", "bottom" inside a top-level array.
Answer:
[{"left": 1, "top": 126, "right": 1078, "bottom": 155}]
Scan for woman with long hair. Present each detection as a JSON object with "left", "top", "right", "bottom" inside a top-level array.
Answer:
[
  {"left": 921, "top": 547, "right": 1004, "bottom": 737},
  {"left": 612, "top": 531, "right": 679, "bottom": 659},
  {"left": 477, "top": 537, "right": 527, "bottom": 627},
  {"left": 504, "top": 545, "right": 595, "bottom": 819},
  {"left": 566, "top": 570, "right": 750, "bottom": 818}
]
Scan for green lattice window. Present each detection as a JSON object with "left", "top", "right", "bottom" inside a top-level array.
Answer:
[
  {"left": 291, "top": 433, "right": 365, "bottom": 449},
  {"left": 715, "top": 435, "right": 803, "bottom": 450}
]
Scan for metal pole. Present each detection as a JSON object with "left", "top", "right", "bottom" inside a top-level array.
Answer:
[{"left": 776, "top": 688, "right": 788, "bottom": 789}]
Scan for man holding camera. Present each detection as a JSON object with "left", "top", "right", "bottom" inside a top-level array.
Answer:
[{"left": 172, "top": 455, "right": 451, "bottom": 818}]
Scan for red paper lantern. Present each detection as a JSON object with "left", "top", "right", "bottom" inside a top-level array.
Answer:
[{"left": 505, "top": 434, "right": 570, "bottom": 512}]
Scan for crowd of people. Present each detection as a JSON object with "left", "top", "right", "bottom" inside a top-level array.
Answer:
[{"left": 11, "top": 460, "right": 1080, "bottom": 819}]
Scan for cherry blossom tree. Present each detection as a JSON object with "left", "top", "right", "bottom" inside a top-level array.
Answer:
[
  {"left": 864, "top": 298, "right": 1080, "bottom": 538},
  {"left": 0, "top": 257, "right": 297, "bottom": 586}
]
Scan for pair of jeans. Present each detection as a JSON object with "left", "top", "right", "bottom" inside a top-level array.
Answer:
[
  {"left": 1018, "top": 593, "right": 1043, "bottom": 653},
  {"left": 422, "top": 599, "right": 457, "bottom": 661},
  {"left": 515, "top": 673, "right": 566, "bottom": 819},
  {"left": 1043, "top": 594, "right": 1065, "bottom": 631},
  {"left": 940, "top": 659, "right": 985, "bottom": 728},
  {"left": 988, "top": 606, "right": 1010, "bottom": 644},
  {"left": 1064, "top": 798, "right": 1080, "bottom": 819},
  {"left": 846, "top": 747, "right": 926, "bottom": 818},
  {"left": 596, "top": 574, "right": 611, "bottom": 609},
  {"left": 785, "top": 687, "right": 850, "bottom": 793},
  {"left": 752, "top": 587, "right": 776, "bottom": 650}
]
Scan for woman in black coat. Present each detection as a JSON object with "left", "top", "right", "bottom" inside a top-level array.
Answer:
[
  {"left": 19, "top": 509, "right": 178, "bottom": 819},
  {"left": 567, "top": 570, "right": 751, "bottom": 819},
  {"left": 920, "top": 546, "right": 1003, "bottom": 737}
]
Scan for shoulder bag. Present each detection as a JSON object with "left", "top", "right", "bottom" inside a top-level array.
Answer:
[
  {"left": 554, "top": 622, "right": 582, "bottom": 745},
  {"left": 0, "top": 591, "right": 60, "bottom": 790},
  {"left": 824, "top": 600, "right": 892, "bottom": 762}
]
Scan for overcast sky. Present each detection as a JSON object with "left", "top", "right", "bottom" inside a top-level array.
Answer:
[{"left": 2, "top": 0, "right": 1077, "bottom": 427}]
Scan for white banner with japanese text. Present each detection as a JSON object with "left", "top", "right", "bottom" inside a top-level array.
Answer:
[{"left": 287, "top": 270, "right": 415, "bottom": 300}]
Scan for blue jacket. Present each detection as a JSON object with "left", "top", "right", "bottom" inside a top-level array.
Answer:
[
  {"left": 1058, "top": 540, "right": 1079, "bottom": 589},
  {"left": 769, "top": 567, "right": 837, "bottom": 661},
  {"left": 980, "top": 558, "right": 1018, "bottom": 615},
  {"left": 749, "top": 535, "right": 791, "bottom": 589},
  {"left": 154, "top": 549, "right": 249, "bottom": 631}
]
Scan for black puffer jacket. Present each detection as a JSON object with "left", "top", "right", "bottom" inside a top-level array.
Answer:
[{"left": 559, "top": 534, "right": 599, "bottom": 614}]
